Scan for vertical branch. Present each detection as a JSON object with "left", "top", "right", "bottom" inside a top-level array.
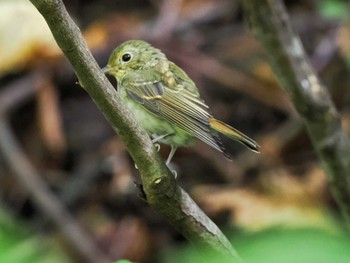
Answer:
[{"left": 243, "top": 0, "right": 350, "bottom": 227}]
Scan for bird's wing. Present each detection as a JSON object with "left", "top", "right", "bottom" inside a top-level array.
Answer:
[{"left": 120, "top": 69, "right": 229, "bottom": 156}]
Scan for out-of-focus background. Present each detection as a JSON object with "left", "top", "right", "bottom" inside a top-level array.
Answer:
[{"left": 1, "top": 0, "right": 350, "bottom": 262}]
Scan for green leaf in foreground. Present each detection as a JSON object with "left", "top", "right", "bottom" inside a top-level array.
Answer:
[
  {"left": 0, "top": 206, "right": 71, "bottom": 263},
  {"left": 319, "top": 0, "right": 349, "bottom": 19},
  {"left": 164, "top": 227, "right": 350, "bottom": 263}
]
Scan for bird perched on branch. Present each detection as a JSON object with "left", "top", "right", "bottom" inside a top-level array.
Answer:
[{"left": 103, "top": 40, "right": 259, "bottom": 165}]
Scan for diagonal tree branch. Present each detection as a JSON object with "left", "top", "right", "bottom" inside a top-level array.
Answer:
[
  {"left": 243, "top": 0, "right": 350, "bottom": 227},
  {"left": 28, "top": 0, "right": 242, "bottom": 260},
  {"left": 0, "top": 117, "right": 112, "bottom": 263}
]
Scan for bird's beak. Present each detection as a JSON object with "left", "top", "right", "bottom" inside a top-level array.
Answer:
[{"left": 101, "top": 66, "right": 111, "bottom": 74}]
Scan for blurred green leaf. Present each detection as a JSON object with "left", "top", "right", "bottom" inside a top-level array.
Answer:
[
  {"left": 235, "top": 228, "right": 350, "bottom": 263},
  {"left": 164, "top": 227, "right": 350, "bottom": 263},
  {"left": 0, "top": 206, "right": 71, "bottom": 263},
  {"left": 319, "top": 0, "right": 349, "bottom": 19}
]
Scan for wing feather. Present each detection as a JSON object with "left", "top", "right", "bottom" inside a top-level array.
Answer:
[{"left": 121, "top": 69, "right": 229, "bottom": 156}]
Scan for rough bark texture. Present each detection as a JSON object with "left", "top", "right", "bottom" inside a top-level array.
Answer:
[{"left": 243, "top": 0, "right": 350, "bottom": 227}]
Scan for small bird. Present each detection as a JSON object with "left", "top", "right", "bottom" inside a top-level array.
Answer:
[{"left": 103, "top": 40, "right": 259, "bottom": 165}]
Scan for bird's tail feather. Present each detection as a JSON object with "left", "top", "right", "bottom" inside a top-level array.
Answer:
[{"left": 210, "top": 117, "right": 260, "bottom": 153}]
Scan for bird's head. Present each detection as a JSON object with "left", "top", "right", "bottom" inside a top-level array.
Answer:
[{"left": 102, "top": 40, "right": 166, "bottom": 80}]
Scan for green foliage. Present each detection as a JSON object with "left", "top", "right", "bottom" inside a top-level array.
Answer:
[
  {"left": 319, "top": 1, "right": 350, "bottom": 72},
  {"left": 235, "top": 228, "right": 350, "bottom": 263},
  {"left": 319, "top": 0, "right": 349, "bottom": 19},
  {"left": 0, "top": 206, "right": 71, "bottom": 263},
  {"left": 164, "top": 227, "right": 350, "bottom": 263}
]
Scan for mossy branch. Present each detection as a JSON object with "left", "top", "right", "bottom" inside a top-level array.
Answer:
[
  {"left": 243, "top": 0, "right": 350, "bottom": 227},
  {"left": 29, "top": 0, "right": 242, "bottom": 260}
]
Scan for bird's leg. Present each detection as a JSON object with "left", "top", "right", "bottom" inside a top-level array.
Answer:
[
  {"left": 151, "top": 135, "right": 178, "bottom": 177},
  {"left": 166, "top": 145, "right": 177, "bottom": 165},
  {"left": 166, "top": 145, "right": 178, "bottom": 178},
  {"left": 152, "top": 133, "right": 172, "bottom": 143},
  {"left": 152, "top": 133, "right": 172, "bottom": 152}
]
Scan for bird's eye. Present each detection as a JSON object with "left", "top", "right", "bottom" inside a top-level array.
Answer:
[{"left": 121, "top": 53, "right": 132, "bottom": 62}]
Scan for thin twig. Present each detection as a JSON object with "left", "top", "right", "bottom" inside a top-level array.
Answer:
[
  {"left": 0, "top": 117, "right": 111, "bottom": 263},
  {"left": 0, "top": 71, "right": 111, "bottom": 262},
  {"left": 0, "top": 72, "right": 42, "bottom": 115},
  {"left": 243, "top": 0, "right": 350, "bottom": 228},
  {"left": 29, "top": 0, "right": 242, "bottom": 260}
]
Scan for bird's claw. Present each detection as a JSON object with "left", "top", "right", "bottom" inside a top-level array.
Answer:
[
  {"left": 170, "top": 169, "right": 177, "bottom": 178},
  {"left": 166, "top": 162, "right": 178, "bottom": 178},
  {"left": 154, "top": 143, "right": 160, "bottom": 152}
]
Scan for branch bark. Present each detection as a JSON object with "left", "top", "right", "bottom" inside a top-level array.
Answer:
[
  {"left": 28, "top": 0, "right": 242, "bottom": 260},
  {"left": 243, "top": 0, "right": 350, "bottom": 227}
]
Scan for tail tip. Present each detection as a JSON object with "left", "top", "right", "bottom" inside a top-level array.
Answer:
[
  {"left": 222, "top": 141, "right": 260, "bottom": 160},
  {"left": 246, "top": 142, "right": 260, "bottom": 153},
  {"left": 251, "top": 144, "right": 261, "bottom": 153}
]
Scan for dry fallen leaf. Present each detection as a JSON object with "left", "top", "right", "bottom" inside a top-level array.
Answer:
[
  {"left": 193, "top": 166, "right": 335, "bottom": 232},
  {"left": 0, "top": 0, "right": 60, "bottom": 75}
]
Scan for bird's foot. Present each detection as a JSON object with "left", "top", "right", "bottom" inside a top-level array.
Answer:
[
  {"left": 170, "top": 169, "right": 177, "bottom": 178},
  {"left": 166, "top": 162, "right": 178, "bottom": 178},
  {"left": 154, "top": 143, "right": 161, "bottom": 152}
]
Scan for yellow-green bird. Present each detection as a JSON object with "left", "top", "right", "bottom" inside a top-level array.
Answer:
[{"left": 103, "top": 40, "right": 259, "bottom": 165}]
